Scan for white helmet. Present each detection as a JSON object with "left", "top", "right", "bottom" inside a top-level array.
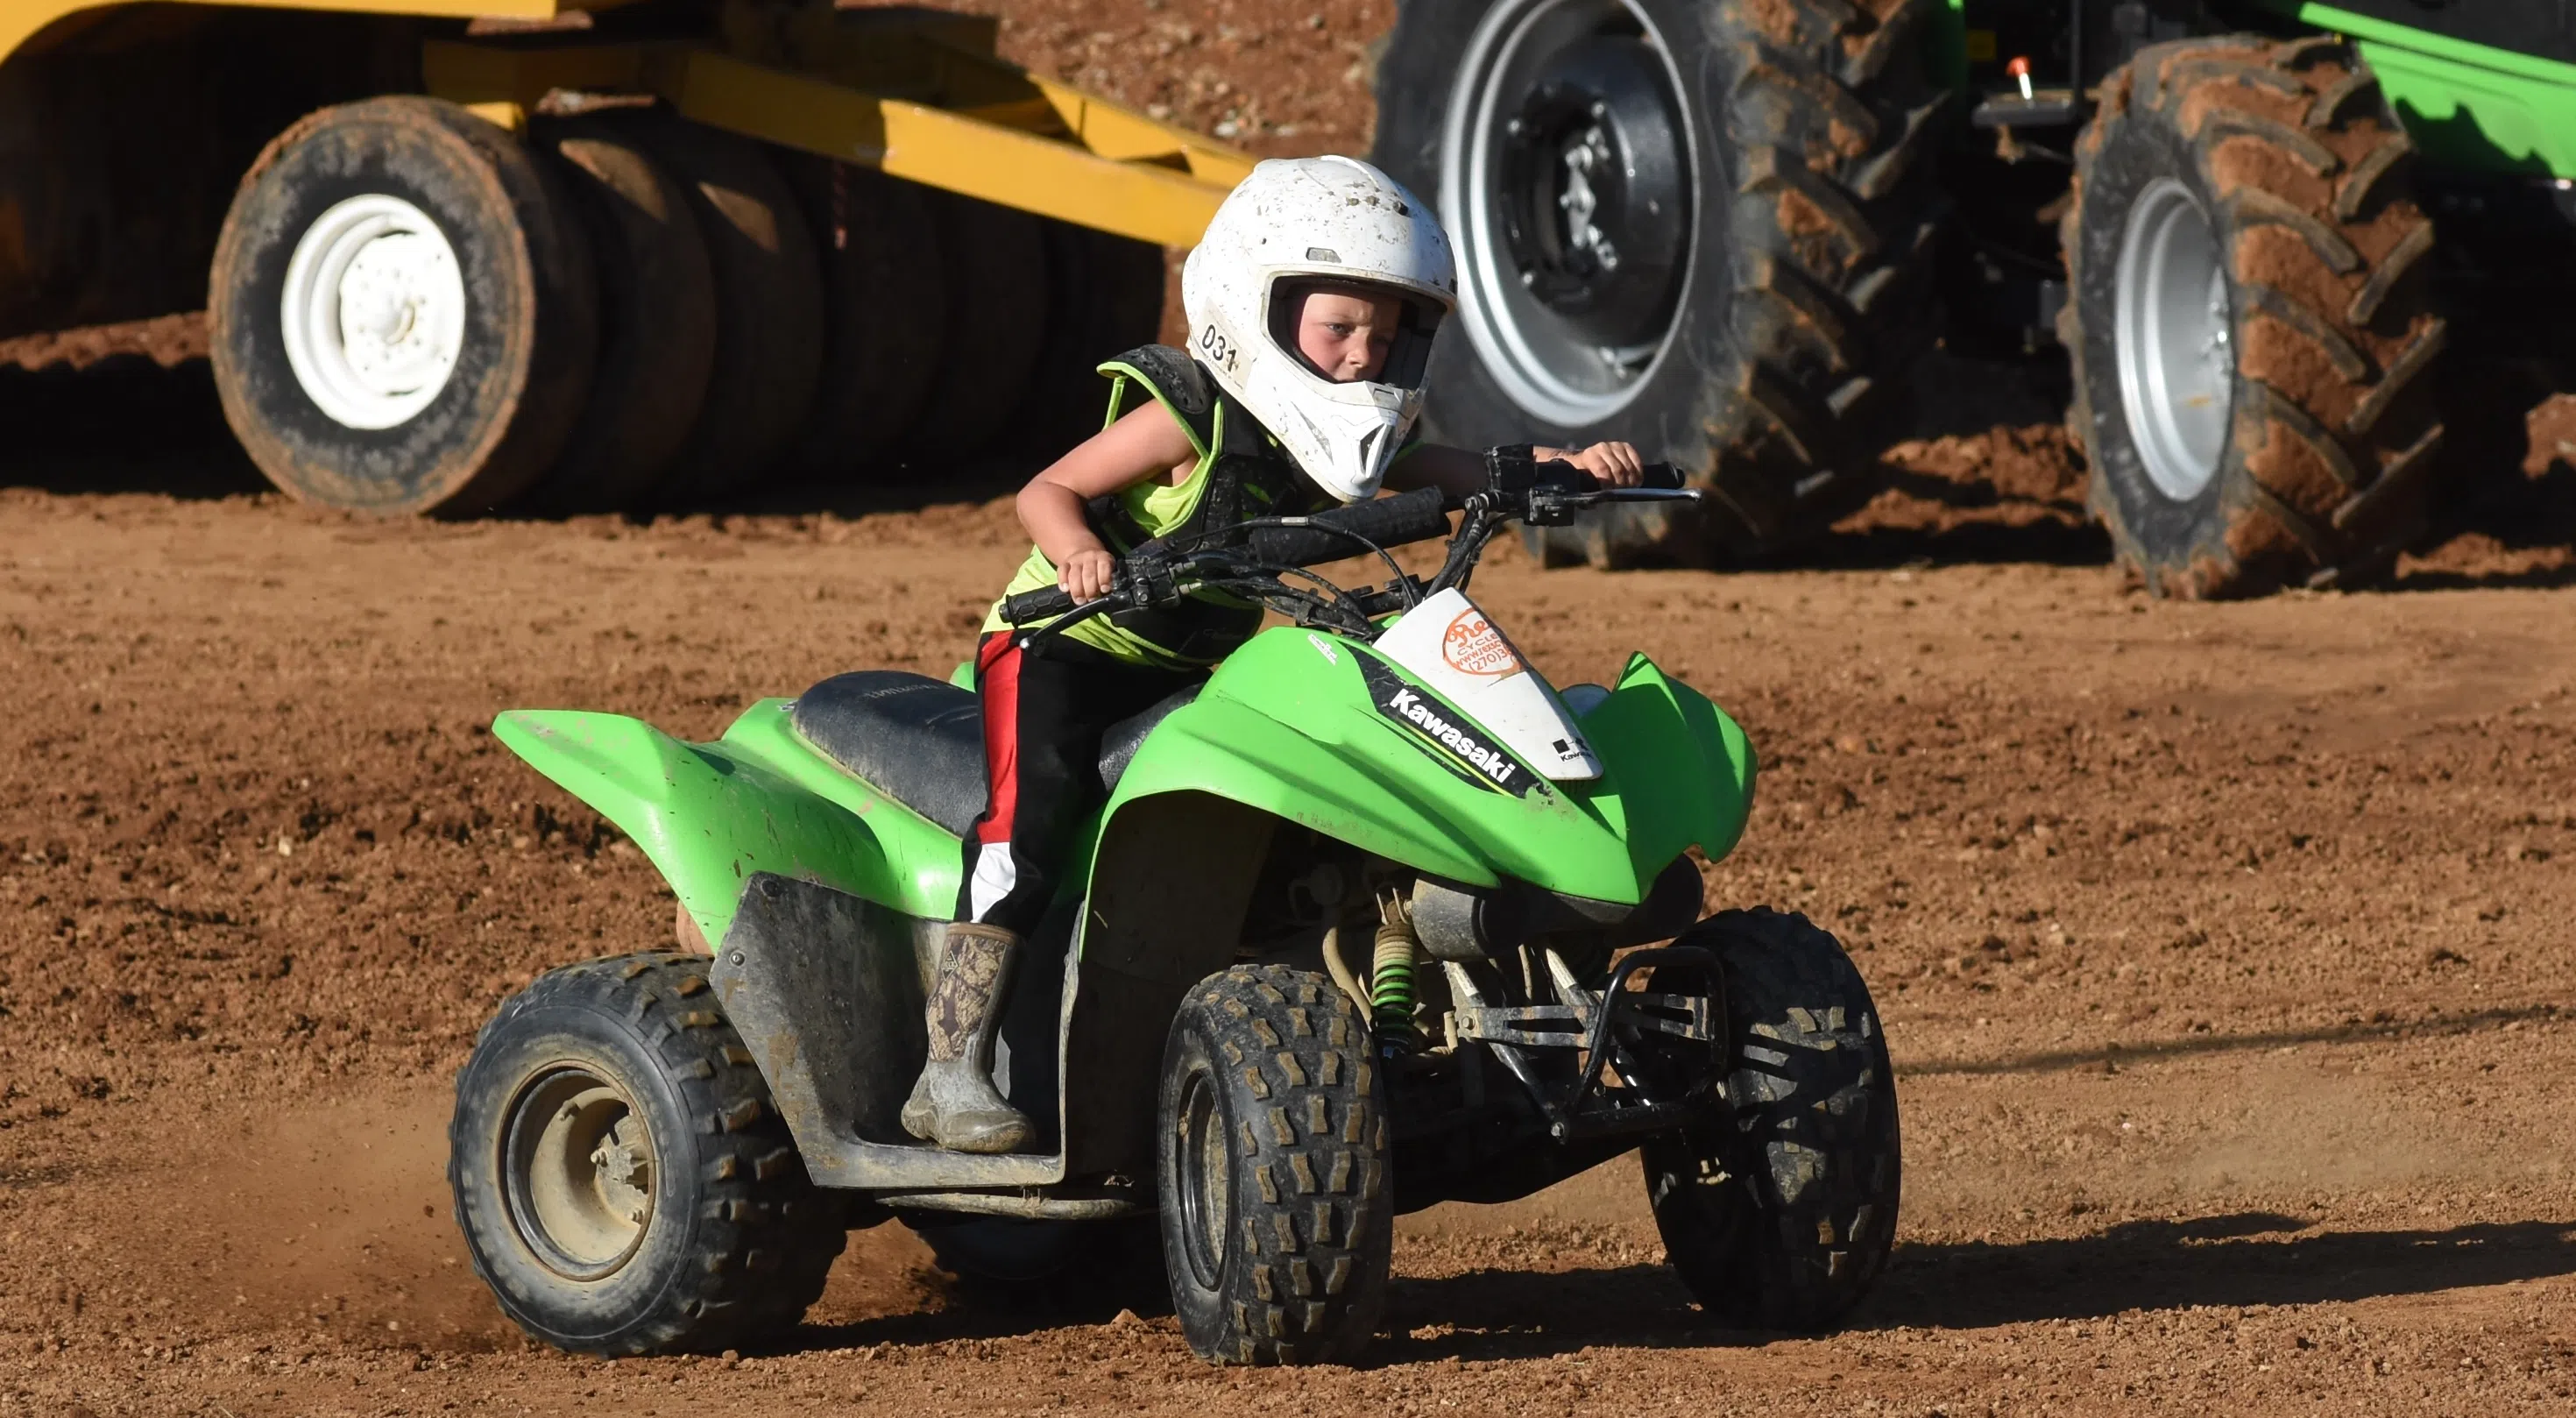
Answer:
[{"left": 1181, "top": 156, "right": 1457, "bottom": 502}]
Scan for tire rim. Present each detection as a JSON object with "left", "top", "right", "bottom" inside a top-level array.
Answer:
[
  {"left": 502, "top": 1066, "right": 655, "bottom": 1281},
  {"left": 1441, "top": 0, "right": 1695, "bottom": 426},
  {"left": 280, "top": 193, "right": 468, "bottom": 430},
  {"left": 2112, "top": 179, "right": 2234, "bottom": 501},
  {"left": 1172, "top": 1066, "right": 1230, "bottom": 1290}
]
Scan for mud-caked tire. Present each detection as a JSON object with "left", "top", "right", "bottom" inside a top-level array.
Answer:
[
  {"left": 2064, "top": 36, "right": 2445, "bottom": 596},
  {"left": 904, "top": 189, "right": 1051, "bottom": 462},
  {"left": 775, "top": 158, "right": 947, "bottom": 478},
  {"left": 521, "top": 113, "right": 718, "bottom": 513},
  {"left": 1157, "top": 965, "right": 1391, "bottom": 1365},
  {"left": 209, "top": 96, "right": 598, "bottom": 515},
  {"left": 1642, "top": 908, "right": 1900, "bottom": 1330},
  {"left": 629, "top": 118, "right": 825, "bottom": 502},
  {"left": 449, "top": 952, "right": 846, "bottom": 1355},
  {"left": 1376, "top": 0, "right": 1950, "bottom": 565}
]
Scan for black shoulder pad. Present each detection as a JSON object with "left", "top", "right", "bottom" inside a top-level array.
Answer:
[{"left": 1104, "top": 344, "right": 1216, "bottom": 448}]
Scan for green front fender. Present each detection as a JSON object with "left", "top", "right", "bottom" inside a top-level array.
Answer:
[
  {"left": 1094, "top": 639, "right": 1755, "bottom": 907},
  {"left": 493, "top": 702, "right": 963, "bottom": 948}
]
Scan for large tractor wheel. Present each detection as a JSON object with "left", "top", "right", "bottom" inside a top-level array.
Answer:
[
  {"left": 1641, "top": 908, "right": 1900, "bottom": 1330},
  {"left": 521, "top": 114, "right": 718, "bottom": 514},
  {"left": 775, "top": 158, "right": 947, "bottom": 479},
  {"left": 1374, "top": 0, "right": 1950, "bottom": 566},
  {"left": 1156, "top": 965, "right": 1391, "bottom": 1365},
  {"left": 449, "top": 952, "right": 846, "bottom": 1355},
  {"left": 1016, "top": 223, "right": 1170, "bottom": 454},
  {"left": 905, "top": 189, "right": 1051, "bottom": 462},
  {"left": 631, "top": 117, "right": 825, "bottom": 502},
  {"left": 2063, "top": 36, "right": 2445, "bottom": 596},
  {"left": 209, "top": 96, "right": 598, "bottom": 515}
]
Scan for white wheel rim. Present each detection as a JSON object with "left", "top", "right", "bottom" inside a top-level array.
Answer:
[
  {"left": 279, "top": 194, "right": 467, "bottom": 430},
  {"left": 2112, "top": 179, "right": 2233, "bottom": 501}
]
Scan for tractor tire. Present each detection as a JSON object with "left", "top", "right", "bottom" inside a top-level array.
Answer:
[
  {"left": 521, "top": 114, "right": 717, "bottom": 514},
  {"left": 1157, "top": 965, "right": 1391, "bottom": 1365},
  {"left": 1375, "top": 0, "right": 1950, "bottom": 566},
  {"left": 1641, "top": 908, "right": 1900, "bottom": 1331},
  {"left": 2063, "top": 35, "right": 2445, "bottom": 596},
  {"left": 775, "top": 158, "right": 947, "bottom": 479},
  {"left": 1016, "top": 222, "right": 1170, "bottom": 453},
  {"left": 209, "top": 96, "right": 598, "bottom": 515},
  {"left": 905, "top": 189, "right": 1051, "bottom": 462},
  {"left": 632, "top": 118, "right": 825, "bottom": 502},
  {"left": 449, "top": 952, "right": 846, "bottom": 1355}
]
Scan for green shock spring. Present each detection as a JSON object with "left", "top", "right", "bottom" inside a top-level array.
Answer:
[{"left": 1370, "top": 892, "right": 1420, "bottom": 1053}]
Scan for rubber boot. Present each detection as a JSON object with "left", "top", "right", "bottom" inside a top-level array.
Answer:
[{"left": 899, "top": 922, "right": 1035, "bottom": 1154}]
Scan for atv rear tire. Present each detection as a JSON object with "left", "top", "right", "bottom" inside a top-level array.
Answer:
[
  {"left": 1374, "top": 0, "right": 1949, "bottom": 565},
  {"left": 1642, "top": 908, "right": 1899, "bottom": 1330},
  {"left": 1157, "top": 965, "right": 1391, "bottom": 1365},
  {"left": 2063, "top": 36, "right": 2445, "bottom": 596},
  {"left": 449, "top": 952, "right": 846, "bottom": 1355},
  {"left": 209, "top": 96, "right": 598, "bottom": 515},
  {"left": 912, "top": 1213, "right": 1166, "bottom": 1317}
]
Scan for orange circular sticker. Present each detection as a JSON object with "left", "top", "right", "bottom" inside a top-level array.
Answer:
[{"left": 1441, "top": 610, "right": 1519, "bottom": 677}]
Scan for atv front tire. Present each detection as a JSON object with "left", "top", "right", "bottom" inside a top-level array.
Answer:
[
  {"left": 1157, "top": 965, "right": 1391, "bottom": 1365},
  {"left": 449, "top": 952, "right": 846, "bottom": 1355},
  {"left": 1642, "top": 908, "right": 1900, "bottom": 1330},
  {"left": 2064, "top": 36, "right": 2445, "bottom": 595},
  {"left": 1375, "top": 0, "right": 1950, "bottom": 565}
]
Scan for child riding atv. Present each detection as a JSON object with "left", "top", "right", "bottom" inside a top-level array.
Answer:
[{"left": 903, "top": 155, "right": 1646, "bottom": 1154}]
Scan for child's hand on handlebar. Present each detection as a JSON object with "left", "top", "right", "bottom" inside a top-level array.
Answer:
[
  {"left": 1058, "top": 547, "right": 1118, "bottom": 603},
  {"left": 1555, "top": 441, "right": 1645, "bottom": 487}
]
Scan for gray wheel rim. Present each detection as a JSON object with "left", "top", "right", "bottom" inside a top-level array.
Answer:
[
  {"left": 1440, "top": 0, "right": 1696, "bottom": 426},
  {"left": 502, "top": 1065, "right": 656, "bottom": 1281},
  {"left": 2113, "top": 178, "right": 2234, "bottom": 501},
  {"left": 1173, "top": 1067, "right": 1230, "bottom": 1290}
]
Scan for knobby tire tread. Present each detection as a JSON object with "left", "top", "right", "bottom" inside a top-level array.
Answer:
[{"left": 2065, "top": 37, "right": 2445, "bottom": 596}]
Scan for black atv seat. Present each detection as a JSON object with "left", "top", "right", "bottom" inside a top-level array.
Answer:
[{"left": 788, "top": 671, "right": 1200, "bottom": 838}]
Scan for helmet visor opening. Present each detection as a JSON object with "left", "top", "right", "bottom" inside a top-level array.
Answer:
[{"left": 1267, "top": 277, "right": 1446, "bottom": 392}]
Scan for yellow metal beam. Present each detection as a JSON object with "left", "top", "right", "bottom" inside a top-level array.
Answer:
[
  {"left": 669, "top": 50, "right": 1233, "bottom": 247},
  {"left": 421, "top": 39, "right": 1249, "bottom": 248}
]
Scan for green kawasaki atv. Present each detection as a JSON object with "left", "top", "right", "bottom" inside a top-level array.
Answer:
[
  {"left": 1375, "top": 1, "right": 2574, "bottom": 593},
  {"left": 447, "top": 456, "right": 1902, "bottom": 1365}
]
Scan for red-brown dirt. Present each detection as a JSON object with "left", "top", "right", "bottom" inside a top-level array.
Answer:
[
  {"left": 4, "top": 4, "right": 2576, "bottom": 1412},
  {"left": 2, "top": 414, "right": 2572, "bottom": 1413}
]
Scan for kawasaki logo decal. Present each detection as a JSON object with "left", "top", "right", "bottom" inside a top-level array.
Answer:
[{"left": 1358, "top": 657, "right": 1539, "bottom": 797}]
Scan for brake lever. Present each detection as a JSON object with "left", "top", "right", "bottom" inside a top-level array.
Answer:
[{"left": 1525, "top": 486, "right": 1703, "bottom": 526}]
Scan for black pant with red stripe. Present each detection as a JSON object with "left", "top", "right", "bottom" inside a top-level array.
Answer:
[{"left": 957, "top": 632, "right": 1202, "bottom": 932}]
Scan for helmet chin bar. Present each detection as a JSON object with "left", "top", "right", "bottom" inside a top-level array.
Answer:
[{"left": 1258, "top": 368, "right": 1419, "bottom": 503}]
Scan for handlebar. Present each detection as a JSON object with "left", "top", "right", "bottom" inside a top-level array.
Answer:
[
  {"left": 1000, "top": 457, "right": 1697, "bottom": 627},
  {"left": 1000, "top": 582, "right": 1079, "bottom": 626}
]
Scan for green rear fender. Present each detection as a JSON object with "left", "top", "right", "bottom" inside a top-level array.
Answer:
[
  {"left": 493, "top": 703, "right": 964, "bottom": 948},
  {"left": 1094, "top": 630, "right": 1755, "bottom": 906}
]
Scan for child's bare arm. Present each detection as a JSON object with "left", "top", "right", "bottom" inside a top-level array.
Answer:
[
  {"left": 1384, "top": 440, "right": 1646, "bottom": 501},
  {"left": 1019, "top": 404, "right": 1199, "bottom": 601}
]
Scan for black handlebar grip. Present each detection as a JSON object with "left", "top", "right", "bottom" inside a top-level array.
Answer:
[
  {"left": 1245, "top": 486, "right": 1454, "bottom": 567},
  {"left": 1001, "top": 585, "right": 1077, "bottom": 625},
  {"left": 1638, "top": 461, "right": 1683, "bottom": 491}
]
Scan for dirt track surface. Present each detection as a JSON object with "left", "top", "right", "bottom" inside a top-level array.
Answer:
[
  {"left": 5, "top": 3, "right": 2576, "bottom": 1406},
  {"left": 3, "top": 414, "right": 2574, "bottom": 1414}
]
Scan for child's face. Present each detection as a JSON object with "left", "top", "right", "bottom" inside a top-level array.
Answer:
[{"left": 1293, "top": 288, "right": 1403, "bottom": 383}]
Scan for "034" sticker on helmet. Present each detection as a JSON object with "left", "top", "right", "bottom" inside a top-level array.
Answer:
[{"left": 1440, "top": 609, "right": 1520, "bottom": 677}]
